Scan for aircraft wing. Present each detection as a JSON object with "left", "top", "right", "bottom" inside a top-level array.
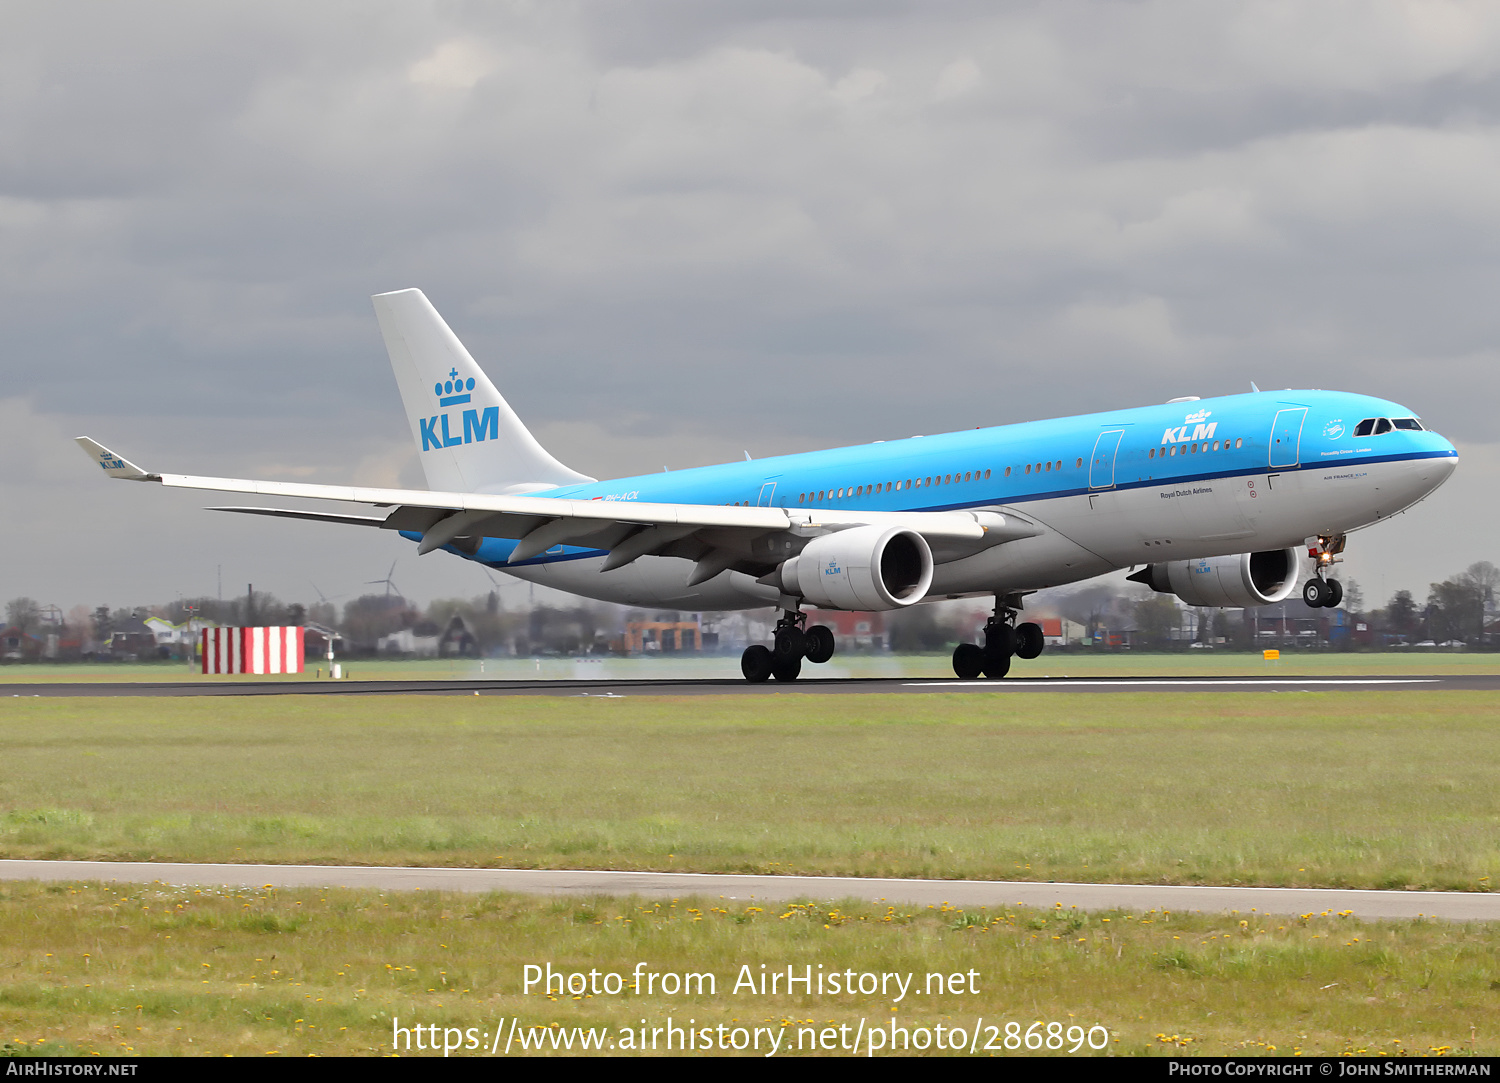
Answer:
[{"left": 77, "top": 437, "right": 1042, "bottom": 578}]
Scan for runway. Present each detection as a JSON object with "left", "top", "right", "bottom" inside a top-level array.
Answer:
[
  {"left": 0, "top": 674, "right": 1492, "bottom": 697},
  {"left": 2, "top": 859, "right": 1495, "bottom": 921}
]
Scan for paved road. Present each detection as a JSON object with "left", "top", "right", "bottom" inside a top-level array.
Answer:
[
  {"left": 0, "top": 674, "right": 1493, "bottom": 697},
  {"left": 2, "top": 860, "right": 1495, "bottom": 921}
]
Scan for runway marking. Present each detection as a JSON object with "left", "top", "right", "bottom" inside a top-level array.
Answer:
[{"left": 908, "top": 678, "right": 1441, "bottom": 688}]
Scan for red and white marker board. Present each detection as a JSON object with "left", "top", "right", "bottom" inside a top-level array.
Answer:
[{"left": 201, "top": 627, "right": 305, "bottom": 674}]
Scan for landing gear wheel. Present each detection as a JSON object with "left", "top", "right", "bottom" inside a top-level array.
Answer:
[
  {"left": 1324, "top": 578, "right": 1343, "bottom": 608},
  {"left": 773, "top": 625, "right": 807, "bottom": 661},
  {"left": 984, "top": 623, "right": 1015, "bottom": 657},
  {"left": 1014, "top": 622, "right": 1045, "bottom": 660},
  {"left": 952, "top": 642, "right": 984, "bottom": 679},
  {"left": 1302, "top": 579, "right": 1329, "bottom": 608},
  {"left": 981, "top": 647, "right": 1012, "bottom": 679},
  {"left": 741, "top": 644, "right": 773, "bottom": 682},
  {"left": 771, "top": 654, "right": 802, "bottom": 682},
  {"left": 805, "top": 625, "right": 836, "bottom": 664}
]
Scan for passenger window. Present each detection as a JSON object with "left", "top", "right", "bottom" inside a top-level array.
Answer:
[
  {"left": 984, "top": 469, "right": 991, "bottom": 480},
  {"left": 1235, "top": 438, "right": 1243, "bottom": 449},
  {"left": 1004, "top": 467, "right": 1011, "bottom": 477},
  {"left": 1025, "top": 464, "right": 1031, "bottom": 474},
  {"left": 1076, "top": 457, "right": 1083, "bottom": 468}
]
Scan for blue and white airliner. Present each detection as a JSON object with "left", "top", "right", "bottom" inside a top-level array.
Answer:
[{"left": 79, "top": 289, "right": 1458, "bottom": 681}]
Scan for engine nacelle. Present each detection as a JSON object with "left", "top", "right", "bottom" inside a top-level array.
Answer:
[
  {"left": 1127, "top": 548, "right": 1299, "bottom": 608},
  {"left": 774, "top": 525, "right": 934, "bottom": 611}
]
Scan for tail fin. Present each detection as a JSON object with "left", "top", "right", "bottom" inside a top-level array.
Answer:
[{"left": 373, "top": 289, "right": 595, "bottom": 494}]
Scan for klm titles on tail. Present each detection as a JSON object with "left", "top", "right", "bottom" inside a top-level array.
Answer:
[{"left": 419, "top": 368, "right": 500, "bottom": 451}]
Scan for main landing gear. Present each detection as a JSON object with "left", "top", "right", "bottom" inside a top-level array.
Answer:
[
  {"left": 952, "top": 594, "right": 1044, "bottom": 680},
  {"left": 741, "top": 607, "right": 837, "bottom": 682},
  {"left": 1302, "top": 534, "right": 1346, "bottom": 609}
]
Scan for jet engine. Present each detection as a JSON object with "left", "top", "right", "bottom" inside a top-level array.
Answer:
[
  {"left": 772, "top": 525, "right": 934, "bottom": 611},
  {"left": 1126, "top": 548, "right": 1299, "bottom": 607}
]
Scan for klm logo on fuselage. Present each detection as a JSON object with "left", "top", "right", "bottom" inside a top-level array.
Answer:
[
  {"left": 1161, "top": 408, "right": 1215, "bottom": 445},
  {"left": 421, "top": 367, "right": 499, "bottom": 452}
]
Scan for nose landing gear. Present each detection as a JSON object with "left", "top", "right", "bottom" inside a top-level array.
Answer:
[
  {"left": 952, "top": 593, "right": 1044, "bottom": 679},
  {"left": 741, "top": 606, "right": 837, "bottom": 682},
  {"left": 1303, "top": 534, "right": 1347, "bottom": 608}
]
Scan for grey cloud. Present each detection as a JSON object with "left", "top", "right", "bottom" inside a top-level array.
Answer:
[{"left": 1, "top": 1, "right": 1497, "bottom": 607}]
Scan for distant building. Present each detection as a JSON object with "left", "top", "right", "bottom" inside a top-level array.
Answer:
[
  {"left": 623, "top": 619, "right": 702, "bottom": 653},
  {"left": 0, "top": 626, "right": 42, "bottom": 661},
  {"left": 438, "top": 614, "right": 478, "bottom": 657},
  {"left": 378, "top": 623, "right": 441, "bottom": 657},
  {"left": 804, "top": 610, "right": 886, "bottom": 650}
]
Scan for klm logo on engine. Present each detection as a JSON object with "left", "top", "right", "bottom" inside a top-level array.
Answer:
[
  {"left": 1161, "top": 408, "right": 1216, "bottom": 444},
  {"left": 421, "top": 367, "right": 499, "bottom": 451}
]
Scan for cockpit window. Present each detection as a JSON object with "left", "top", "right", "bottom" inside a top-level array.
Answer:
[
  {"left": 1354, "top": 417, "right": 1398, "bottom": 437},
  {"left": 1392, "top": 417, "right": 1423, "bottom": 431}
]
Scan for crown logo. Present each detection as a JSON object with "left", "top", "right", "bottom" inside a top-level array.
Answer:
[
  {"left": 1184, "top": 408, "right": 1212, "bottom": 424},
  {"left": 434, "top": 367, "right": 475, "bottom": 407}
]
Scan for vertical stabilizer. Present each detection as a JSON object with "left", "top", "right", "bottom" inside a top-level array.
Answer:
[{"left": 373, "top": 289, "right": 594, "bottom": 494}]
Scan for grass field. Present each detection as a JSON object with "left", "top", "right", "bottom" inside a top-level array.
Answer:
[
  {"left": 1, "top": 693, "right": 1496, "bottom": 890},
  {"left": 2, "top": 881, "right": 1495, "bottom": 1057},
  {"left": 1, "top": 650, "right": 1496, "bottom": 683},
  {"left": 4, "top": 688, "right": 1498, "bottom": 1058}
]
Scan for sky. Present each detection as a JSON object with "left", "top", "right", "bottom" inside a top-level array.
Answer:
[{"left": 3, "top": 0, "right": 1497, "bottom": 614}]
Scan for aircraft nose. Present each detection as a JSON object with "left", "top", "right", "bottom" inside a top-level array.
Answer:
[{"left": 1425, "top": 433, "right": 1459, "bottom": 487}]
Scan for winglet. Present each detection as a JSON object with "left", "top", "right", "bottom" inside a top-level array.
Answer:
[{"left": 75, "top": 437, "right": 157, "bottom": 481}]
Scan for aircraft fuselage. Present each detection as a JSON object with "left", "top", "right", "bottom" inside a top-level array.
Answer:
[{"left": 409, "top": 388, "right": 1457, "bottom": 610}]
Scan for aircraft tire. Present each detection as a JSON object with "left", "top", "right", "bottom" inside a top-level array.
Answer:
[
  {"left": 981, "top": 647, "right": 1012, "bottom": 679},
  {"left": 985, "top": 623, "right": 1015, "bottom": 656},
  {"left": 774, "top": 626, "right": 807, "bottom": 660},
  {"left": 1014, "top": 622, "right": 1045, "bottom": 659},
  {"left": 952, "top": 643, "right": 984, "bottom": 679},
  {"left": 771, "top": 654, "right": 802, "bottom": 682},
  {"left": 1325, "top": 578, "right": 1343, "bottom": 608},
  {"left": 805, "top": 625, "right": 836, "bottom": 664},
  {"left": 741, "top": 644, "right": 774, "bottom": 682},
  {"left": 1302, "top": 579, "right": 1329, "bottom": 608}
]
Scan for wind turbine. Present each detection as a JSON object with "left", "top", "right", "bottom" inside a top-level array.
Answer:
[{"left": 366, "top": 561, "right": 404, "bottom": 602}]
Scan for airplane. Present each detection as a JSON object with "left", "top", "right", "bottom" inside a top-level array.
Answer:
[{"left": 78, "top": 288, "right": 1459, "bottom": 681}]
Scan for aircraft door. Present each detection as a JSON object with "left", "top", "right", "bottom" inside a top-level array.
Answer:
[
  {"left": 756, "top": 480, "right": 778, "bottom": 507},
  {"left": 1089, "top": 429, "right": 1125, "bottom": 489},
  {"left": 1268, "top": 408, "right": 1308, "bottom": 468}
]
